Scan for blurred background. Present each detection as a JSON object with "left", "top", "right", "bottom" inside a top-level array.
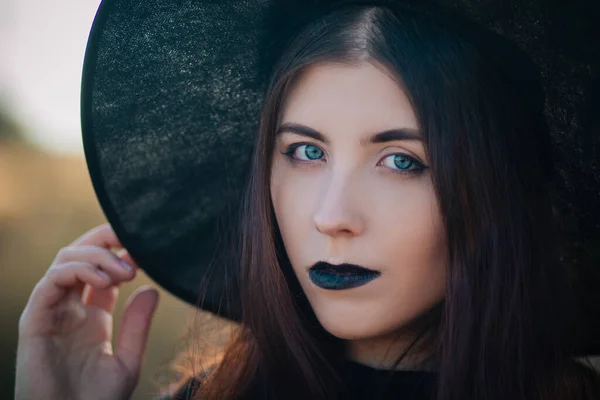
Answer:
[{"left": 0, "top": 1, "right": 236, "bottom": 398}]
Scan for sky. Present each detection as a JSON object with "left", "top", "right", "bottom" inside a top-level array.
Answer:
[{"left": 0, "top": 0, "right": 102, "bottom": 155}]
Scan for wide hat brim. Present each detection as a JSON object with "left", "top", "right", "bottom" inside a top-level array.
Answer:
[{"left": 81, "top": 0, "right": 600, "bottom": 355}]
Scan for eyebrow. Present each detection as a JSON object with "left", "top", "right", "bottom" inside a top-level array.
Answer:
[{"left": 275, "top": 122, "right": 423, "bottom": 146}]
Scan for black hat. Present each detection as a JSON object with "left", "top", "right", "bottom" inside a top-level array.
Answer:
[{"left": 81, "top": 0, "right": 600, "bottom": 355}]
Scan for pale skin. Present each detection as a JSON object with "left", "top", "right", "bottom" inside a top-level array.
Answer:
[
  {"left": 270, "top": 61, "right": 447, "bottom": 371},
  {"left": 15, "top": 223, "right": 159, "bottom": 400}
]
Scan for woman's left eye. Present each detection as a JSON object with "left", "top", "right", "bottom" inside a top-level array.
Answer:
[{"left": 379, "top": 153, "right": 425, "bottom": 175}]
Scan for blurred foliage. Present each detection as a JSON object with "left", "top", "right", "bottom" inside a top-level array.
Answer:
[{"left": 0, "top": 99, "right": 25, "bottom": 143}]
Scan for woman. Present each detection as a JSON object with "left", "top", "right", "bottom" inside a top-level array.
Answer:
[{"left": 15, "top": 1, "right": 600, "bottom": 399}]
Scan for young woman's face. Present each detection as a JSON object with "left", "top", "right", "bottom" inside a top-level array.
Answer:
[{"left": 270, "top": 61, "right": 447, "bottom": 363}]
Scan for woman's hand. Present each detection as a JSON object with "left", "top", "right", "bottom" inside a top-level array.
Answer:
[{"left": 15, "top": 223, "right": 160, "bottom": 400}]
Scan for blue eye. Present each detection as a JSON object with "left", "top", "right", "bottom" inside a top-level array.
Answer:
[
  {"left": 282, "top": 143, "right": 324, "bottom": 161},
  {"left": 380, "top": 154, "right": 419, "bottom": 172}
]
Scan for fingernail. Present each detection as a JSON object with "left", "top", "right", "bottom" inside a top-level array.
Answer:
[{"left": 119, "top": 259, "right": 133, "bottom": 271}]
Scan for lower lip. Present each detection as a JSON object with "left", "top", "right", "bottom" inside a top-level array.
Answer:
[{"left": 308, "top": 269, "right": 381, "bottom": 290}]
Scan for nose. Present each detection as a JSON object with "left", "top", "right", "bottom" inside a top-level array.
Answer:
[{"left": 313, "top": 174, "right": 365, "bottom": 238}]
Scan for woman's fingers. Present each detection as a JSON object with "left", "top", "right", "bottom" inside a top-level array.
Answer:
[
  {"left": 35, "top": 261, "right": 113, "bottom": 309},
  {"left": 115, "top": 286, "right": 160, "bottom": 380},
  {"left": 81, "top": 250, "right": 138, "bottom": 314},
  {"left": 83, "top": 285, "right": 120, "bottom": 314},
  {"left": 114, "top": 249, "right": 140, "bottom": 271},
  {"left": 20, "top": 261, "right": 113, "bottom": 338},
  {"left": 69, "top": 223, "right": 123, "bottom": 248},
  {"left": 20, "top": 222, "right": 145, "bottom": 339},
  {"left": 55, "top": 245, "right": 136, "bottom": 282}
]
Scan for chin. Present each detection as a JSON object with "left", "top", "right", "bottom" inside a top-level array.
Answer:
[{"left": 313, "top": 306, "right": 399, "bottom": 340}]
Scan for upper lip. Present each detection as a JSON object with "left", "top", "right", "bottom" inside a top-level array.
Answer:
[{"left": 309, "top": 261, "right": 380, "bottom": 274}]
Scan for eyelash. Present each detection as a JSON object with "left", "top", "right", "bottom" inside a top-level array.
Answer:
[{"left": 280, "top": 142, "right": 426, "bottom": 177}]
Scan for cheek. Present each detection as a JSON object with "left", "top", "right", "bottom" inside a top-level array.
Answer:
[
  {"left": 374, "top": 182, "right": 447, "bottom": 314},
  {"left": 271, "top": 162, "right": 329, "bottom": 276},
  {"left": 368, "top": 175, "right": 445, "bottom": 260},
  {"left": 270, "top": 162, "right": 312, "bottom": 245},
  {"left": 379, "top": 193, "right": 446, "bottom": 269}
]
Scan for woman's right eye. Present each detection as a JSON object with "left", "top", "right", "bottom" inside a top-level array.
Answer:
[{"left": 281, "top": 143, "right": 325, "bottom": 163}]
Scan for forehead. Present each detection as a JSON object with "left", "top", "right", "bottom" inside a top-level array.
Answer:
[{"left": 280, "top": 61, "right": 419, "bottom": 132}]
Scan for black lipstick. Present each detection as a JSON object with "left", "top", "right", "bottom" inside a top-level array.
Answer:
[{"left": 308, "top": 261, "right": 381, "bottom": 290}]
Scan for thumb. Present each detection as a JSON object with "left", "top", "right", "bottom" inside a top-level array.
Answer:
[{"left": 115, "top": 286, "right": 159, "bottom": 380}]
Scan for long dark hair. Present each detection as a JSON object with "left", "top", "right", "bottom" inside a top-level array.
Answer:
[{"left": 174, "top": 4, "right": 600, "bottom": 399}]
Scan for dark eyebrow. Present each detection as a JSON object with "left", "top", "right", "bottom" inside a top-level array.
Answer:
[{"left": 275, "top": 122, "right": 423, "bottom": 145}]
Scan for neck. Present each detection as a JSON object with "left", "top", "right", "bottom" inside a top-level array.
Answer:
[
  {"left": 346, "top": 334, "right": 437, "bottom": 372},
  {"left": 345, "top": 306, "right": 442, "bottom": 372}
]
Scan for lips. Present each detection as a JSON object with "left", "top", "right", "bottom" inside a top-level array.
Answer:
[
  {"left": 308, "top": 261, "right": 381, "bottom": 290},
  {"left": 309, "top": 261, "right": 379, "bottom": 274}
]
